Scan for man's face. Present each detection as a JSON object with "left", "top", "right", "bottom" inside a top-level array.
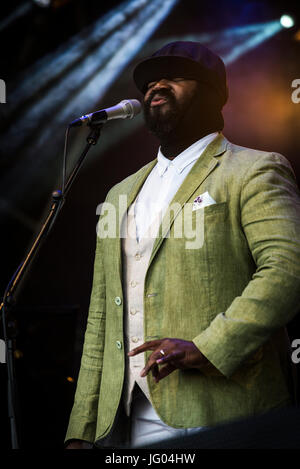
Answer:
[{"left": 143, "top": 77, "right": 199, "bottom": 139}]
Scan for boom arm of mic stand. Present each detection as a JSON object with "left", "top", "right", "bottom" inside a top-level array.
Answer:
[{"left": 0, "top": 122, "right": 103, "bottom": 449}]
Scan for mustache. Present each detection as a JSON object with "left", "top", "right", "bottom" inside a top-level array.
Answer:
[{"left": 144, "top": 88, "right": 175, "bottom": 107}]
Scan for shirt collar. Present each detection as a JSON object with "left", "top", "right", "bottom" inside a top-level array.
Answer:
[{"left": 157, "top": 132, "right": 219, "bottom": 176}]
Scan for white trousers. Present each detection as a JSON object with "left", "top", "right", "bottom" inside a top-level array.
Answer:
[{"left": 130, "top": 385, "right": 205, "bottom": 448}]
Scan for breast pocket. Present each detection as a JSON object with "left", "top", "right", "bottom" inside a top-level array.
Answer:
[
  {"left": 183, "top": 202, "right": 228, "bottom": 250},
  {"left": 203, "top": 202, "right": 229, "bottom": 247},
  {"left": 197, "top": 201, "right": 228, "bottom": 218}
]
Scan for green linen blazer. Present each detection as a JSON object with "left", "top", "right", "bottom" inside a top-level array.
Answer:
[{"left": 65, "top": 133, "right": 300, "bottom": 445}]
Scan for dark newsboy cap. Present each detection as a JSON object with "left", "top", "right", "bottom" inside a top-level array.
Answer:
[{"left": 133, "top": 41, "right": 228, "bottom": 107}]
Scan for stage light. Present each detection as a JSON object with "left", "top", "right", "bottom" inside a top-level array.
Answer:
[
  {"left": 222, "top": 21, "right": 282, "bottom": 65},
  {"left": 33, "top": 0, "right": 74, "bottom": 8},
  {"left": 0, "top": 1, "right": 32, "bottom": 33},
  {"left": 33, "top": 0, "right": 51, "bottom": 7},
  {"left": 0, "top": 0, "right": 178, "bottom": 207},
  {"left": 294, "top": 29, "right": 300, "bottom": 41},
  {"left": 280, "top": 14, "right": 295, "bottom": 29}
]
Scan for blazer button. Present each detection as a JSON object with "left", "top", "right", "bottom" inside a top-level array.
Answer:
[
  {"left": 115, "top": 296, "right": 122, "bottom": 305},
  {"left": 116, "top": 340, "right": 122, "bottom": 349}
]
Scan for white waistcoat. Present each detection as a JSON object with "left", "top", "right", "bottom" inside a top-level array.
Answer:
[{"left": 121, "top": 200, "right": 157, "bottom": 416}]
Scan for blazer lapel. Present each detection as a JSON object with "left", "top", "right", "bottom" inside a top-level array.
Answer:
[
  {"left": 111, "top": 159, "right": 157, "bottom": 281},
  {"left": 149, "top": 133, "right": 228, "bottom": 265},
  {"left": 118, "top": 158, "right": 157, "bottom": 226}
]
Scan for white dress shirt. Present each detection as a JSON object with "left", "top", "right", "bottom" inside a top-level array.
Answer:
[{"left": 134, "top": 132, "right": 219, "bottom": 241}]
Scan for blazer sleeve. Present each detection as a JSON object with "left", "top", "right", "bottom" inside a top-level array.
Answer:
[
  {"left": 193, "top": 152, "right": 300, "bottom": 377},
  {"left": 65, "top": 230, "right": 106, "bottom": 444}
]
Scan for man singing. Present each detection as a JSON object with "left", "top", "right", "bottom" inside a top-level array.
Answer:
[{"left": 65, "top": 41, "right": 300, "bottom": 449}]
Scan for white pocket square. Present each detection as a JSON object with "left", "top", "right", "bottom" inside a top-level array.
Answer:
[{"left": 192, "top": 191, "right": 216, "bottom": 211}]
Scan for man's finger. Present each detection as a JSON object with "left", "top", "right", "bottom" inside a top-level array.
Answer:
[
  {"left": 140, "top": 350, "right": 163, "bottom": 377},
  {"left": 151, "top": 363, "right": 159, "bottom": 382},
  {"left": 156, "top": 363, "right": 177, "bottom": 381},
  {"left": 128, "top": 340, "right": 162, "bottom": 356},
  {"left": 156, "top": 350, "right": 184, "bottom": 364}
]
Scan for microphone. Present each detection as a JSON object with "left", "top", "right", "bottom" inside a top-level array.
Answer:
[{"left": 69, "top": 99, "right": 141, "bottom": 127}]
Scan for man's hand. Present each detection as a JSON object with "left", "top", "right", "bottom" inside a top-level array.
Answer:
[{"left": 128, "top": 338, "right": 211, "bottom": 382}]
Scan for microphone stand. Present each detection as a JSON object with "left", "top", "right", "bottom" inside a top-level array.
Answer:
[{"left": 0, "top": 123, "right": 103, "bottom": 449}]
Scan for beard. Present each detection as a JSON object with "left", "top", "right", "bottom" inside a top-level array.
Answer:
[
  {"left": 143, "top": 88, "right": 194, "bottom": 141},
  {"left": 143, "top": 84, "right": 224, "bottom": 145}
]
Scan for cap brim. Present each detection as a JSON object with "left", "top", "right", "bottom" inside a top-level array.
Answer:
[{"left": 133, "top": 55, "right": 221, "bottom": 94}]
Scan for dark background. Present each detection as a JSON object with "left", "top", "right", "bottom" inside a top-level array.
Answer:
[{"left": 0, "top": 0, "right": 300, "bottom": 449}]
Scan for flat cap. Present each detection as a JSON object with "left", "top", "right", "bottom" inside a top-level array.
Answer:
[{"left": 133, "top": 41, "right": 228, "bottom": 106}]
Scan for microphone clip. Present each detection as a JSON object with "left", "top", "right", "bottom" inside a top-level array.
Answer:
[{"left": 86, "top": 122, "right": 103, "bottom": 145}]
